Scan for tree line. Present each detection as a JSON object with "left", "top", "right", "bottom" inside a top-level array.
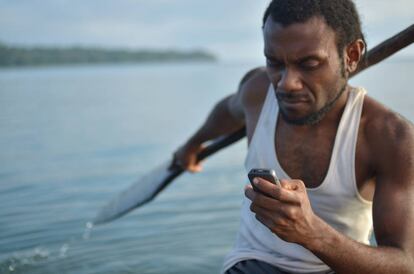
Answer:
[{"left": 0, "top": 43, "right": 217, "bottom": 67}]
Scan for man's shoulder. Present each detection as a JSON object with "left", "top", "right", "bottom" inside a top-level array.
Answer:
[
  {"left": 239, "top": 66, "right": 269, "bottom": 88},
  {"left": 238, "top": 66, "right": 270, "bottom": 110},
  {"left": 361, "top": 94, "right": 414, "bottom": 171},
  {"left": 362, "top": 95, "right": 414, "bottom": 141}
]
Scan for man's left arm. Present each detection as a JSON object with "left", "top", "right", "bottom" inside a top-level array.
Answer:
[{"left": 246, "top": 115, "right": 414, "bottom": 274}]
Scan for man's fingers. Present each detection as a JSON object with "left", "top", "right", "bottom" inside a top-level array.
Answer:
[
  {"left": 246, "top": 184, "right": 285, "bottom": 211},
  {"left": 169, "top": 143, "right": 205, "bottom": 172},
  {"left": 188, "top": 163, "right": 203, "bottom": 173},
  {"left": 253, "top": 177, "right": 300, "bottom": 204},
  {"left": 247, "top": 186, "right": 299, "bottom": 221},
  {"left": 245, "top": 184, "right": 256, "bottom": 201},
  {"left": 280, "top": 179, "right": 304, "bottom": 191},
  {"left": 280, "top": 179, "right": 296, "bottom": 190},
  {"left": 169, "top": 151, "right": 203, "bottom": 173},
  {"left": 253, "top": 204, "right": 296, "bottom": 235}
]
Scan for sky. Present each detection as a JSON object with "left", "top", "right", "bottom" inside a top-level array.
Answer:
[{"left": 0, "top": 0, "right": 413, "bottom": 62}]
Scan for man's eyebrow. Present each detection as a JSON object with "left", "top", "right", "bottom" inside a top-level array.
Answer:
[{"left": 264, "top": 52, "right": 326, "bottom": 62}]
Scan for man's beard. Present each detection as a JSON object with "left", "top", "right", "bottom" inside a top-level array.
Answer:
[{"left": 279, "top": 64, "right": 347, "bottom": 126}]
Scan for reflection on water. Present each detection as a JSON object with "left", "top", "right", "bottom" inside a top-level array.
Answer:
[
  {"left": 0, "top": 60, "right": 412, "bottom": 273},
  {"left": 82, "top": 222, "right": 94, "bottom": 240},
  {"left": 1, "top": 221, "right": 97, "bottom": 273}
]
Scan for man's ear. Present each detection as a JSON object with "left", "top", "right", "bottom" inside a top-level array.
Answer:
[{"left": 344, "top": 39, "right": 366, "bottom": 74}]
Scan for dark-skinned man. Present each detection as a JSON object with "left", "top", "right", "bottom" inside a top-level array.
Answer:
[{"left": 172, "top": 1, "right": 414, "bottom": 273}]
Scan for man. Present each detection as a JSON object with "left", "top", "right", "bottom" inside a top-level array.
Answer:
[{"left": 172, "top": 1, "right": 414, "bottom": 273}]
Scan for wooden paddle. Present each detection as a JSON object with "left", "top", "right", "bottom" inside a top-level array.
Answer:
[{"left": 93, "top": 24, "right": 414, "bottom": 225}]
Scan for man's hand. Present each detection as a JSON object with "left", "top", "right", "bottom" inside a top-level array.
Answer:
[
  {"left": 245, "top": 177, "right": 323, "bottom": 247},
  {"left": 170, "top": 142, "right": 204, "bottom": 173}
]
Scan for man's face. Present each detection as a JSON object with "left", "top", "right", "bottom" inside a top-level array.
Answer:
[{"left": 263, "top": 16, "right": 347, "bottom": 125}]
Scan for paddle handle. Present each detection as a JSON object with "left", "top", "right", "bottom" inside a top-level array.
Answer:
[
  {"left": 353, "top": 24, "right": 414, "bottom": 76},
  {"left": 196, "top": 127, "right": 247, "bottom": 161},
  {"left": 196, "top": 24, "right": 414, "bottom": 159}
]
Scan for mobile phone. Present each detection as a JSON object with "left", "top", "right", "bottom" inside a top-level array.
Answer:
[{"left": 248, "top": 168, "right": 280, "bottom": 193}]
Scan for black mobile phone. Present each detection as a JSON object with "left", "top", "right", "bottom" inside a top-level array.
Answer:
[{"left": 248, "top": 168, "right": 280, "bottom": 193}]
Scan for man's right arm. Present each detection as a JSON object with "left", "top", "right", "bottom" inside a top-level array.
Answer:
[{"left": 171, "top": 67, "right": 264, "bottom": 172}]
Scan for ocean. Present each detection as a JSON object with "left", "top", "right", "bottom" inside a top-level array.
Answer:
[{"left": 0, "top": 59, "right": 413, "bottom": 274}]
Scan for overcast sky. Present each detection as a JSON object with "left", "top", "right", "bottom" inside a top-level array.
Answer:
[{"left": 0, "top": 0, "right": 413, "bottom": 61}]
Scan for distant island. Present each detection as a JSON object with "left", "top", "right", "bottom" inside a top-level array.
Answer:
[{"left": 0, "top": 43, "right": 217, "bottom": 67}]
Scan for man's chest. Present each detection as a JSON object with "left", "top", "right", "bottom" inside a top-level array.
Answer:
[
  {"left": 275, "top": 127, "right": 337, "bottom": 188},
  {"left": 274, "top": 121, "right": 374, "bottom": 200}
]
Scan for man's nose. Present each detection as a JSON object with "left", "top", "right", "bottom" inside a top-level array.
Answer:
[{"left": 277, "top": 68, "right": 303, "bottom": 92}]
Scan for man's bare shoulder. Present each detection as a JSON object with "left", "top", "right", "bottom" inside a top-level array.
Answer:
[
  {"left": 361, "top": 94, "right": 414, "bottom": 176},
  {"left": 362, "top": 95, "right": 414, "bottom": 144},
  {"left": 239, "top": 66, "right": 270, "bottom": 111}
]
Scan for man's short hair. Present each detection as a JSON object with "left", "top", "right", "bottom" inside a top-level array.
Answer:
[{"left": 262, "top": 0, "right": 366, "bottom": 58}]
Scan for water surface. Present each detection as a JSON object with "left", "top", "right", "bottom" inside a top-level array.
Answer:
[{"left": 0, "top": 60, "right": 413, "bottom": 273}]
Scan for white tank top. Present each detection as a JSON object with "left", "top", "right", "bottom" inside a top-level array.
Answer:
[{"left": 222, "top": 85, "right": 373, "bottom": 273}]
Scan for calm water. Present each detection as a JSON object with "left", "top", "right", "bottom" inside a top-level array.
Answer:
[{"left": 0, "top": 60, "right": 413, "bottom": 274}]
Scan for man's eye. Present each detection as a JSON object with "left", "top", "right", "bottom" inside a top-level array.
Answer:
[{"left": 301, "top": 60, "right": 320, "bottom": 69}]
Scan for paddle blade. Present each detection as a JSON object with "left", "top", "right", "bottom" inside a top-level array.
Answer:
[{"left": 93, "top": 160, "right": 182, "bottom": 225}]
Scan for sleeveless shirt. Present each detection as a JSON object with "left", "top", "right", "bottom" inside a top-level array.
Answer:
[{"left": 222, "top": 85, "right": 373, "bottom": 273}]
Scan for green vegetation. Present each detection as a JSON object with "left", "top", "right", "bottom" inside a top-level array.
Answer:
[{"left": 0, "top": 42, "right": 217, "bottom": 67}]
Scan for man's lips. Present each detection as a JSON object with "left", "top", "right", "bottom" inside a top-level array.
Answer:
[{"left": 276, "top": 93, "right": 310, "bottom": 105}]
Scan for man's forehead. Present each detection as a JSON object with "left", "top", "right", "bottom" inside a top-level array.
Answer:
[
  {"left": 263, "top": 16, "right": 337, "bottom": 57},
  {"left": 263, "top": 15, "right": 332, "bottom": 38}
]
